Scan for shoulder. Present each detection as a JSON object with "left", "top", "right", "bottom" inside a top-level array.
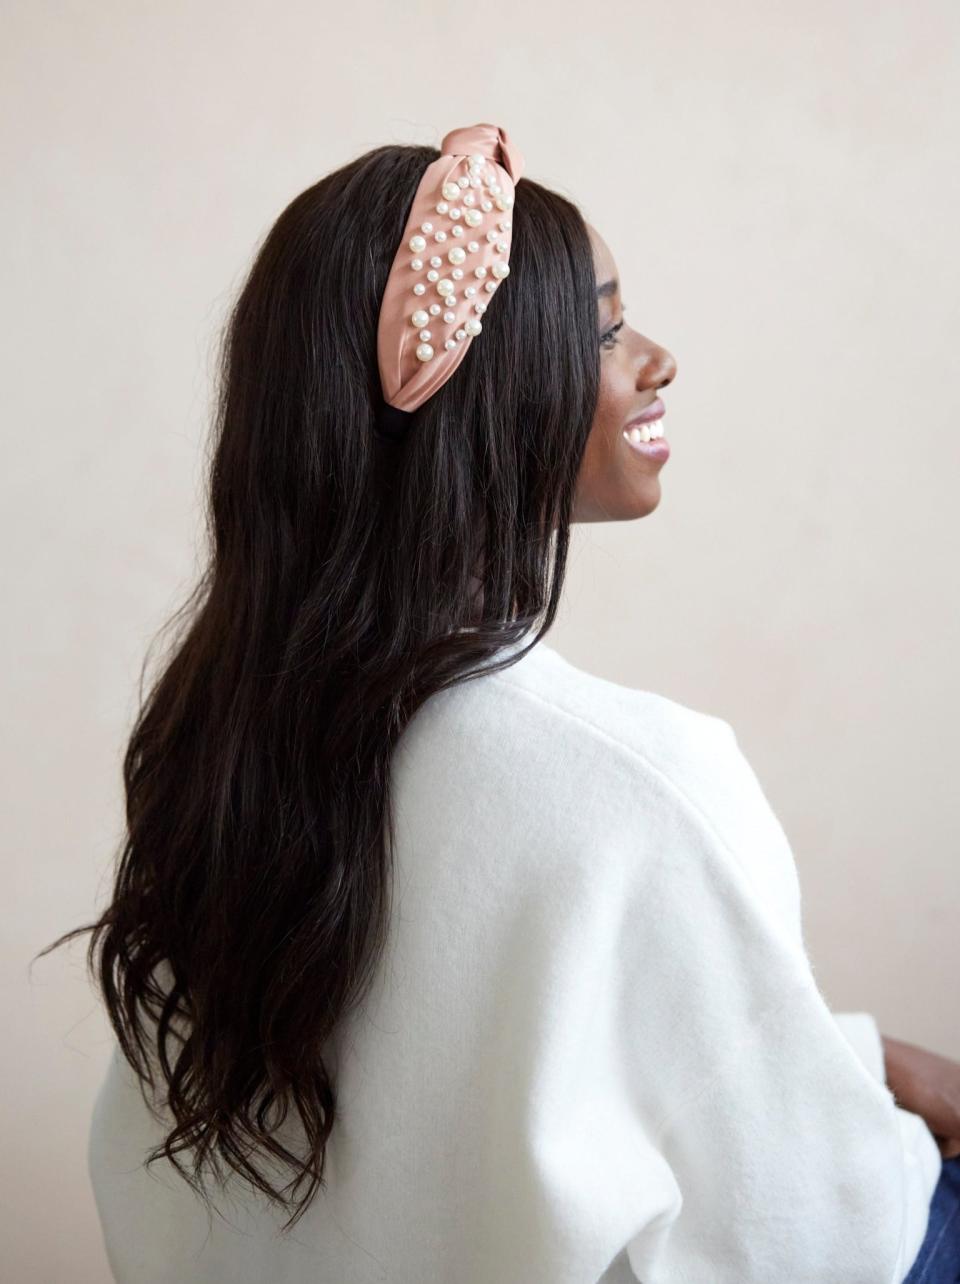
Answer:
[
  {"left": 396, "top": 634, "right": 738, "bottom": 830},
  {"left": 395, "top": 636, "right": 802, "bottom": 942},
  {"left": 486, "top": 637, "right": 736, "bottom": 783}
]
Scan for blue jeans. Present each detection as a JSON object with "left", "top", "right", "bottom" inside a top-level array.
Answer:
[{"left": 903, "top": 1156, "right": 960, "bottom": 1283}]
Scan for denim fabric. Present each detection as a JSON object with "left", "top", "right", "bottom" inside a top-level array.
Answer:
[{"left": 903, "top": 1156, "right": 960, "bottom": 1283}]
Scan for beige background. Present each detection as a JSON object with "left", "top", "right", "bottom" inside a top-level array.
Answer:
[{"left": 4, "top": 1, "right": 958, "bottom": 1278}]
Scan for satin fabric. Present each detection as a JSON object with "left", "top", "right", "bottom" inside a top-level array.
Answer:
[{"left": 376, "top": 122, "right": 524, "bottom": 414}]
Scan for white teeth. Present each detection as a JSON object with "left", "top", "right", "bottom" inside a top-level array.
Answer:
[{"left": 624, "top": 418, "right": 665, "bottom": 446}]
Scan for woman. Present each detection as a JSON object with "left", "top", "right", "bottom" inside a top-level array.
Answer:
[{"left": 44, "top": 123, "right": 959, "bottom": 1282}]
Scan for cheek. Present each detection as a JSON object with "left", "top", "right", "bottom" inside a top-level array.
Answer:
[{"left": 595, "top": 361, "right": 632, "bottom": 432}]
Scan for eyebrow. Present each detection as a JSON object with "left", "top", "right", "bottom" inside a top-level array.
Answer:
[{"left": 596, "top": 278, "right": 618, "bottom": 299}]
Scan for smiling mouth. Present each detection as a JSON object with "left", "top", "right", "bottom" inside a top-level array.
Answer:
[
  {"left": 623, "top": 396, "right": 666, "bottom": 430},
  {"left": 624, "top": 418, "right": 665, "bottom": 444}
]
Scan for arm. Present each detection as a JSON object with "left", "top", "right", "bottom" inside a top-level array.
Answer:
[{"left": 881, "top": 1033, "right": 960, "bottom": 1159}]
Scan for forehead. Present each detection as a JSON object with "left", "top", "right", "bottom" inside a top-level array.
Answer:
[{"left": 586, "top": 222, "right": 617, "bottom": 282}]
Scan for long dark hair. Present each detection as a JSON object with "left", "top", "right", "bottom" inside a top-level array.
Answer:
[{"left": 39, "top": 140, "right": 601, "bottom": 1230}]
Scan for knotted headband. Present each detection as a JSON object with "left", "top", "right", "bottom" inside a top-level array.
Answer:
[{"left": 375, "top": 122, "right": 525, "bottom": 438}]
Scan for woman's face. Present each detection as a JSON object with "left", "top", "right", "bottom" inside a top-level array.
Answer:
[{"left": 572, "top": 224, "right": 678, "bottom": 523}]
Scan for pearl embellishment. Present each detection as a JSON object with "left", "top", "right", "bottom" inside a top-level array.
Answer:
[{"left": 395, "top": 157, "right": 516, "bottom": 376}]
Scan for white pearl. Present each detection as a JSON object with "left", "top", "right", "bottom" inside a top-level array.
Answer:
[
  {"left": 496, "top": 240, "right": 508, "bottom": 252},
  {"left": 486, "top": 230, "right": 499, "bottom": 242},
  {"left": 469, "top": 153, "right": 485, "bottom": 167},
  {"left": 463, "top": 192, "right": 476, "bottom": 206},
  {"left": 481, "top": 200, "right": 493, "bottom": 212},
  {"left": 409, "top": 234, "right": 426, "bottom": 253},
  {"left": 413, "top": 283, "right": 426, "bottom": 295},
  {"left": 457, "top": 176, "right": 469, "bottom": 188},
  {"left": 419, "top": 328, "right": 431, "bottom": 340},
  {"left": 430, "top": 256, "right": 442, "bottom": 267},
  {"left": 491, "top": 261, "right": 510, "bottom": 280},
  {"left": 416, "top": 342, "right": 434, "bottom": 362},
  {"left": 474, "top": 302, "right": 486, "bottom": 314},
  {"left": 444, "top": 338, "right": 456, "bottom": 350},
  {"left": 495, "top": 194, "right": 514, "bottom": 211},
  {"left": 411, "top": 309, "right": 429, "bottom": 327},
  {"left": 467, "top": 240, "right": 479, "bottom": 252},
  {"left": 443, "top": 310, "right": 455, "bottom": 323},
  {"left": 420, "top": 222, "right": 433, "bottom": 234},
  {"left": 464, "top": 318, "right": 482, "bottom": 337},
  {"left": 474, "top": 265, "right": 487, "bottom": 278},
  {"left": 451, "top": 267, "right": 463, "bottom": 279},
  {"left": 498, "top": 220, "right": 511, "bottom": 231},
  {"left": 427, "top": 270, "right": 439, "bottom": 282},
  {"left": 451, "top": 225, "right": 464, "bottom": 237},
  {"left": 411, "top": 257, "right": 423, "bottom": 270},
  {"left": 455, "top": 328, "right": 467, "bottom": 340},
  {"left": 465, "top": 285, "right": 476, "bottom": 297},
  {"left": 463, "top": 209, "right": 483, "bottom": 228},
  {"left": 448, "top": 246, "right": 466, "bottom": 265},
  {"left": 435, "top": 201, "right": 449, "bottom": 214},
  {"left": 484, "top": 281, "right": 497, "bottom": 292},
  {"left": 469, "top": 176, "right": 482, "bottom": 187},
  {"left": 487, "top": 182, "right": 501, "bottom": 195},
  {"left": 449, "top": 207, "right": 461, "bottom": 219},
  {"left": 446, "top": 293, "right": 457, "bottom": 303},
  {"left": 429, "top": 303, "right": 442, "bottom": 316},
  {"left": 436, "top": 278, "right": 454, "bottom": 295},
  {"left": 435, "top": 230, "right": 447, "bottom": 241},
  {"left": 442, "top": 181, "right": 460, "bottom": 200}
]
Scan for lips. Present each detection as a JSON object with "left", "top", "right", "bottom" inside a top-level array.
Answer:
[{"left": 624, "top": 397, "right": 665, "bottom": 428}]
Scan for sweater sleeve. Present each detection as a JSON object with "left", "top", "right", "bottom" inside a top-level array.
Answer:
[{"left": 603, "top": 721, "right": 943, "bottom": 1284}]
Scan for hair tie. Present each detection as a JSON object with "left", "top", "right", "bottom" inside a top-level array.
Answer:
[{"left": 374, "top": 123, "right": 524, "bottom": 434}]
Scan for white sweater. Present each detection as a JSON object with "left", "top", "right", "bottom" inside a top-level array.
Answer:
[{"left": 88, "top": 636, "right": 942, "bottom": 1283}]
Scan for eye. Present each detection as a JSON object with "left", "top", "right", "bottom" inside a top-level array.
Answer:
[
  {"left": 599, "top": 304, "right": 628, "bottom": 351},
  {"left": 599, "top": 319, "right": 624, "bottom": 351}
]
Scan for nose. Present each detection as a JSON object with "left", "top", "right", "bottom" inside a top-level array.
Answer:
[{"left": 637, "top": 337, "right": 677, "bottom": 392}]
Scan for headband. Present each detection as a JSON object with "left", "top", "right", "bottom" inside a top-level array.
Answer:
[{"left": 375, "top": 123, "right": 525, "bottom": 438}]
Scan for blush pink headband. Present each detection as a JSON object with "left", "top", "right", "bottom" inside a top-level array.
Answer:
[{"left": 375, "top": 122, "right": 524, "bottom": 438}]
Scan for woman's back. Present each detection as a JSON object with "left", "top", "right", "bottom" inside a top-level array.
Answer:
[{"left": 87, "top": 638, "right": 941, "bottom": 1283}]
